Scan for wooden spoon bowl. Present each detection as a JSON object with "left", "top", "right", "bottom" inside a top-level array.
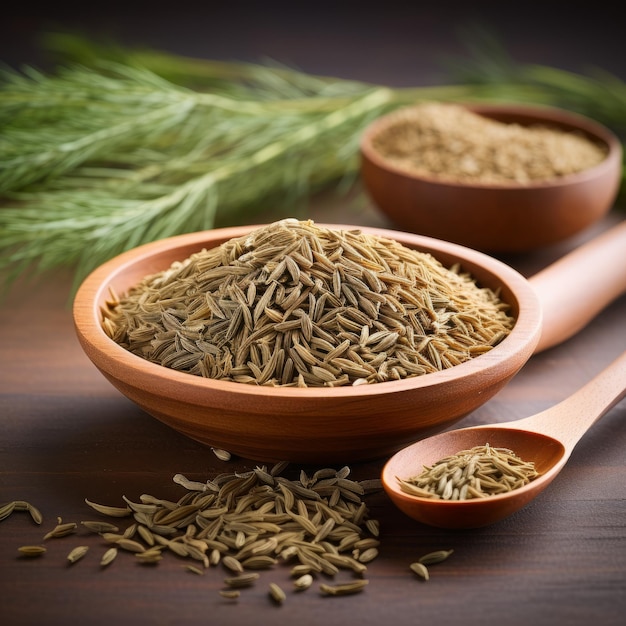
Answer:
[{"left": 382, "top": 350, "right": 626, "bottom": 528}]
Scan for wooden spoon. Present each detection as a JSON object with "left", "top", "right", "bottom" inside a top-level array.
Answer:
[{"left": 382, "top": 349, "right": 626, "bottom": 528}]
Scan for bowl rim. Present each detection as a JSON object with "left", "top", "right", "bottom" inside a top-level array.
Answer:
[
  {"left": 360, "top": 101, "right": 623, "bottom": 191},
  {"left": 73, "top": 222, "right": 543, "bottom": 402}
]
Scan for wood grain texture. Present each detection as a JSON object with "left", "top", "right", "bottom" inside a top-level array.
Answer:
[
  {"left": 1, "top": 209, "right": 625, "bottom": 626},
  {"left": 1, "top": 4, "right": 626, "bottom": 621}
]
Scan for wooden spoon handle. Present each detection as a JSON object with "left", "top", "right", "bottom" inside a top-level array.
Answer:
[
  {"left": 529, "top": 220, "right": 626, "bottom": 353},
  {"left": 511, "top": 349, "right": 626, "bottom": 451}
]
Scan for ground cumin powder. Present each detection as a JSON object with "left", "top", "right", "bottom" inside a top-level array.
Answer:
[{"left": 371, "top": 103, "right": 607, "bottom": 184}]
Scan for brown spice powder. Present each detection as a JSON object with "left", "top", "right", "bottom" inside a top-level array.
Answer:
[{"left": 371, "top": 103, "right": 608, "bottom": 184}]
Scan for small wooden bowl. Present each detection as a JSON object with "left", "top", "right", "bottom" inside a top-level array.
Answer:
[
  {"left": 73, "top": 224, "right": 542, "bottom": 464},
  {"left": 360, "top": 103, "right": 622, "bottom": 253}
]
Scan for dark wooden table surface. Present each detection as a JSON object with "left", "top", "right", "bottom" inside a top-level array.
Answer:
[
  {"left": 1, "top": 197, "right": 625, "bottom": 626},
  {"left": 2, "top": 4, "right": 626, "bottom": 625}
]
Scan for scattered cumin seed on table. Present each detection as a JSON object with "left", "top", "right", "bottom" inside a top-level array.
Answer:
[
  {"left": 8, "top": 462, "right": 382, "bottom": 596},
  {"left": 67, "top": 545, "right": 89, "bottom": 564},
  {"left": 17, "top": 545, "right": 47, "bottom": 558}
]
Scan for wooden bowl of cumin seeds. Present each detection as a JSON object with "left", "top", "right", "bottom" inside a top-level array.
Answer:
[
  {"left": 360, "top": 102, "right": 622, "bottom": 253},
  {"left": 73, "top": 219, "right": 544, "bottom": 464}
]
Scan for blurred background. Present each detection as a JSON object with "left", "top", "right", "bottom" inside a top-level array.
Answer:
[
  {"left": 2, "top": 0, "right": 624, "bottom": 272},
  {"left": 3, "top": 1, "right": 625, "bottom": 83}
]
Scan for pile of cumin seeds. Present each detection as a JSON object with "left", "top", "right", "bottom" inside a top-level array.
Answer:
[
  {"left": 6, "top": 463, "right": 382, "bottom": 600},
  {"left": 5, "top": 470, "right": 460, "bottom": 601},
  {"left": 102, "top": 219, "right": 515, "bottom": 387}
]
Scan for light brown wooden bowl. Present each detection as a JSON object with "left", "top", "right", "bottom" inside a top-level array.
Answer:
[
  {"left": 73, "top": 224, "right": 542, "bottom": 464},
  {"left": 360, "top": 103, "right": 622, "bottom": 253}
]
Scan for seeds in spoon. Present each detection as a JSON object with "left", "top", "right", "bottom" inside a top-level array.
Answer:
[{"left": 398, "top": 444, "right": 538, "bottom": 500}]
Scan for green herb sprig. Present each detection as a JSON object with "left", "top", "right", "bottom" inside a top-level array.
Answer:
[{"left": 1, "top": 32, "right": 624, "bottom": 292}]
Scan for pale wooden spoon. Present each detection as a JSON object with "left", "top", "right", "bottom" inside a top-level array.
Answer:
[{"left": 382, "top": 349, "right": 626, "bottom": 528}]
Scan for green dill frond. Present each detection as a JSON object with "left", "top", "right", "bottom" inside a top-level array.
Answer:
[
  {"left": 1, "top": 32, "right": 624, "bottom": 294},
  {"left": 0, "top": 60, "right": 403, "bottom": 288}
]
